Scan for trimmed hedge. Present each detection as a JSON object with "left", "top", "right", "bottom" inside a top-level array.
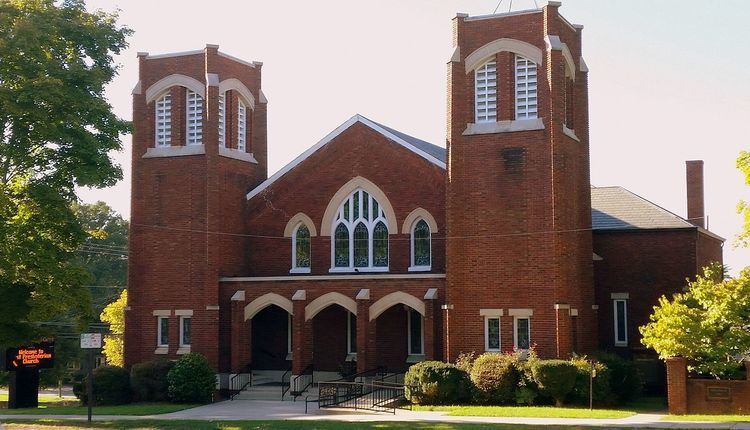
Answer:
[
  {"left": 596, "top": 352, "right": 642, "bottom": 403},
  {"left": 404, "top": 361, "right": 472, "bottom": 405},
  {"left": 470, "top": 353, "right": 518, "bottom": 405},
  {"left": 568, "top": 357, "right": 615, "bottom": 406},
  {"left": 531, "top": 360, "right": 577, "bottom": 406},
  {"left": 131, "top": 358, "right": 174, "bottom": 402},
  {"left": 73, "top": 366, "right": 131, "bottom": 405},
  {"left": 167, "top": 353, "right": 216, "bottom": 403}
]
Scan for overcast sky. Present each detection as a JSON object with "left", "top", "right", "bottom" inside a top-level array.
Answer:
[{"left": 78, "top": 0, "right": 750, "bottom": 274}]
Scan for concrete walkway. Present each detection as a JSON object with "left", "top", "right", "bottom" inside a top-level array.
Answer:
[{"left": 1, "top": 399, "right": 748, "bottom": 429}]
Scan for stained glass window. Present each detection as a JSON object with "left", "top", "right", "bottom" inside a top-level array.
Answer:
[
  {"left": 294, "top": 225, "right": 311, "bottom": 268},
  {"left": 331, "top": 189, "right": 389, "bottom": 270},
  {"left": 334, "top": 224, "right": 349, "bottom": 267},
  {"left": 412, "top": 219, "right": 430, "bottom": 267},
  {"left": 515, "top": 317, "right": 530, "bottom": 350},
  {"left": 353, "top": 223, "right": 368, "bottom": 267},
  {"left": 408, "top": 309, "right": 423, "bottom": 355},
  {"left": 180, "top": 317, "right": 191, "bottom": 346},
  {"left": 486, "top": 318, "right": 500, "bottom": 351}
]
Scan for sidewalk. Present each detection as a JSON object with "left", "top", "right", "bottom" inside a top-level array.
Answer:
[{"left": 0, "top": 400, "right": 748, "bottom": 429}]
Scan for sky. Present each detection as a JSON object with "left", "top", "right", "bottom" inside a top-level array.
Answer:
[{"left": 78, "top": 0, "right": 750, "bottom": 274}]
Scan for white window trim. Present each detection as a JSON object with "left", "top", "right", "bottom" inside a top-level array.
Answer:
[
  {"left": 218, "top": 92, "right": 226, "bottom": 148},
  {"left": 179, "top": 316, "right": 191, "bottom": 347},
  {"left": 347, "top": 312, "right": 357, "bottom": 355},
  {"left": 513, "top": 316, "right": 531, "bottom": 350},
  {"left": 329, "top": 189, "right": 389, "bottom": 272},
  {"left": 514, "top": 54, "right": 538, "bottom": 120},
  {"left": 154, "top": 93, "right": 172, "bottom": 147},
  {"left": 407, "top": 308, "right": 425, "bottom": 356},
  {"left": 290, "top": 223, "right": 311, "bottom": 274},
  {"left": 409, "top": 218, "right": 432, "bottom": 272},
  {"left": 613, "top": 299, "right": 628, "bottom": 347},
  {"left": 484, "top": 316, "right": 502, "bottom": 352},
  {"left": 237, "top": 100, "right": 247, "bottom": 152},
  {"left": 475, "top": 58, "right": 497, "bottom": 123},
  {"left": 186, "top": 90, "right": 203, "bottom": 146},
  {"left": 157, "top": 316, "right": 169, "bottom": 347}
]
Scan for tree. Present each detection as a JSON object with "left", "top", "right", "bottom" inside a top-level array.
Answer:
[
  {"left": 640, "top": 263, "right": 750, "bottom": 378},
  {"left": 100, "top": 290, "right": 126, "bottom": 367},
  {"left": 736, "top": 151, "right": 750, "bottom": 247},
  {"left": 0, "top": 0, "right": 131, "bottom": 345}
]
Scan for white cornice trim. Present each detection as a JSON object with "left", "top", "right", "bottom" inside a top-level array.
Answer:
[
  {"left": 246, "top": 114, "right": 445, "bottom": 200},
  {"left": 143, "top": 144, "right": 205, "bottom": 158},
  {"left": 145, "top": 74, "right": 205, "bottom": 103},
  {"left": 220, "top": 273, "right": 446, "bottom": 282},
  {"left": 463, "top": 9, "right": 541, "bottom": 22},
  {"left": 217, "top": 51, "right": 259, "bottom": 69},
  {"left": 145, "top": 49, "right": 204, "bottom": 60}
]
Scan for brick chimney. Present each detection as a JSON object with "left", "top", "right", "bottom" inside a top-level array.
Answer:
[{"left": 686, "top": 160, "right": 705, "bottom": 228}]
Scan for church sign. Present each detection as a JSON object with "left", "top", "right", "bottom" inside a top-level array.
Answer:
[{"left": 5, "top": 342, "right": 55, "bottom": 371}]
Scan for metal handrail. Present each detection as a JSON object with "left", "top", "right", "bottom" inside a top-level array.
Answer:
[
  {"left": 229, "top": 363, "right": 252, "bottom": 400},
  {"left": 281, "top": 366, "right": 292, "bottom": 400},
  {"left": 290, "top": 363, "right": 314, "bottom": 401},
  {"left": 330, "top": 365, "right": 387, "bottom": 383},
  {"left": 316, "top": 380, "right": 415, "bottom": 414}
]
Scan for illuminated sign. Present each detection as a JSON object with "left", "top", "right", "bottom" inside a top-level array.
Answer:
[{"left": 5, "top": 342, "right": 55, "bottom": 371}]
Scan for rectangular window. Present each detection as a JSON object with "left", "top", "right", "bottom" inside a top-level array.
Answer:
[
  {"left": 287, "top": 314, "right": 293, "bottom": 354},
  {"left": 157, "top": 317, "right": 168, "bottom": 347},
  {"left": 475, "top": 60, "right": 497, "bottom": 123},
  {"left": 514, "top": 317, "right": 531, "bottom": 350},
  {"left": 515, "top": 55, "right": 538, "bottom": 120},
  {"left": 155, "top": 94, "right": 172, "bottom": 147},
  {"left": 485, "top": 317, "right": 501, "bottom": 351},
  {"left": 614, "top": 300, "right": 628, "bottom": 346},
  {"left": 186, "top": 90, "right": 203, "bottom": 145},
  {"left": 180, "top": 316, "right": 191, "bottom": 347},
  {"left": 237, "top": 101, "right": 247, "bottom": 151},
  {"left": 347, "top": 312, "right": 357, "bottom": 354},
  {"left": 408, "top": 309, "right": 423, "bottom": 355},
  {"left": 218, "top": 93, "right": 226, "bottom": 147}
]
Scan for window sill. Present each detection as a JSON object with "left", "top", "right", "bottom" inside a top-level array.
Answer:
[
  {"left": 562, "top": 125, "right": 580, "bottom": 142},
  {"left": 219, "top": 146, "right": 258, "bottom": 163},
  {"left": 329, "top": 267, "right": 389, "bottom": 273},
  {"left": 484, "top": 349, "right": 502, "bottom": 353},
  {"left": 143, "top": 144, "right": 205, "bottom": 158},
  {"left": 614, "top": 342, "right": 628, "bottom": 348},
  {"left": 345, "top": 353, "right": 357, "bottom": 362},
  {"left": 408, "top": 266, "right": 432, "bottom": 272},
  {"left": 463, "top": 118, "right": 544, "bottom": 136},
  {"left": 406, "top": 354, "right": 426, "bottom": 364},
  {"left": 176, "top": 346, "right": 191, "bottom": 355},
  {"left": 289, "top": 267, "right": 311, "bottom": 274},
  {"left": 154, "top": 347, "right": 168, "bottom": 355},
  {"left": 286, "top": 352, "right": 293, "bottom": 361}
]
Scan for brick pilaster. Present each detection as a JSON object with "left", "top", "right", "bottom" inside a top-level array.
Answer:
[
  {"left": 424, "top": 289, "right": 439, "bottom": 361},
  {"left": 292, "top": 291, "right": 311, "bottom": 375},
  {"left": 555, "top": 304, "right": 573, "bottom": 358},
  {"left": 666, "top": 357, "right": 688, "bottom": 415},
  {"left": 230, "top": 295, "right": 250, "bottom": 372},
  {"left": 356, "top": 290, "right": 372, "bottom": 373}
]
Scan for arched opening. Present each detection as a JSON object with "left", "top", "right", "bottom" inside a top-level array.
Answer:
[
  {"left": 244, "top": 293, "right": 293, "bottom": 371},
  {"left": 305, "top": 293, "right": 358, "bottom": 376},
  {"left": 369, "top": 292, "right": 426, "bottom": 372}
]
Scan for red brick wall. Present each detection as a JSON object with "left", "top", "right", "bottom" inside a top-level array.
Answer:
[
  {"left": 125, "top": 47, "right": 266, "bottom": 369},
  {"left": 593, "top": 229, "right": 721, "bottom": 352},
  {"left": 445, "top": 5, "right": 595, "bottom": 360},
  {"left": 245, "top": 121, "right": 446, "bottom": 277},
  {"left": 667, "top": 358, "right": 750, "bottom": 415}
]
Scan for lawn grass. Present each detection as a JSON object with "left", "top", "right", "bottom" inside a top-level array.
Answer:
[
  {"left": 0, "top": 402, "right": 197, "bottom": 415},
  {"left": 664, "top": 414, "right": 750, "bottom": 422},
  {"left": 0, "top": 393, "right": 78, "bottom": 405},
  {"left": 411, "top": 405, "right": 634, "bottom": 419},
  {"left": 0, "top": 420, "right": 623, "bottom": 430}
]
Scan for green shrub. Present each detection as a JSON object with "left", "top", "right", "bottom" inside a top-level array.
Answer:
[
  {"left": 91, "top": 366, "right": 131, "bottom": 405},
  {"left": 509, "top": 349, "right": 540, "bottom": 405},
  {"left": 568, "top": 357, "right": 615, "bottom": 406},
  {"left": 470, "top": 353, "right": 518, "bottom": 405},
  {"left": 131, "top": 358, "right": 174, "bottom": 402},
  {"left": 455, "top": 351, "right": 476, "bottom": 375},
  {"left": 596, "top": 352, "right": 642, "bottom": 403},
  {"left": 404, "top": 361, "right": 472, "bottom": 405},
  {"left": 167, "top": 353, "right": 216, "bottom": 403},
  {"left": 531, "top": 359, "right": 577, "bottom": 406}
]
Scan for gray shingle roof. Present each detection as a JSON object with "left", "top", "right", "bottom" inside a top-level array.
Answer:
[
  {"left": 591, "top": 186, "right": 694, "bottom": 230},
  {"left": 366, "top": 119, "right": 447, "bottom": 162}
]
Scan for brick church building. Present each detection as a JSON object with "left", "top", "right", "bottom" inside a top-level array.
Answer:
[{"left": 124, "top": 2, "right": 723, "bottom": 391}]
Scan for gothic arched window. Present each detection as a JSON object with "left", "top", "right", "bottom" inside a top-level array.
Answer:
[
  {"left": 410, "top": 219, "right": 431, "bottom": 270},
  {"left": 331, "top": 189, "right": 389, "bottom": 271},
  {"left": 292, "top": 224, "right": 311, "bottom": 272}
]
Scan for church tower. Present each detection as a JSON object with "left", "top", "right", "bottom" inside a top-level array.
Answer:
[
  {"left": 125, "top": 46, "right": 267, "bottom": 369},
  {"left": 445, "top": 2, "right": 596, "bottom": 360}
]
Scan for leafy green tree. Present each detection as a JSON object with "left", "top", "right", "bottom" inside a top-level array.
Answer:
[
  {"left": 0, "top": 0, "right": 131, "bottom": 346},
  {"left": 100, "top": 290, "right": 126, "bottom": 367},
  {"left": 736, "top": 151, "right": 750, "bottom": 247},
  {"left": 640, "top": 263, "right": 750, "bottom": 378}
]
